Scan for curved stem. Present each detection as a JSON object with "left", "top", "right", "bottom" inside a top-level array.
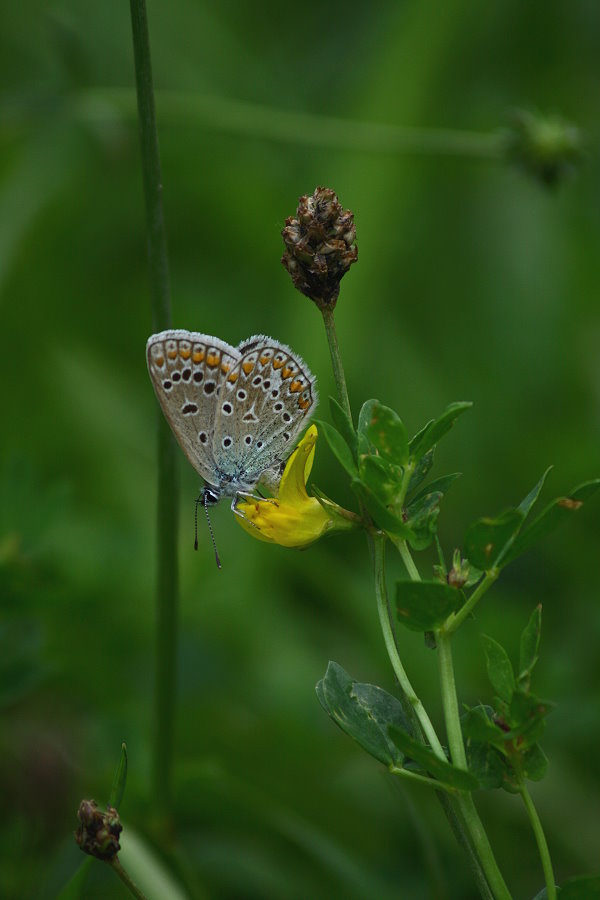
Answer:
[
  {"left": 129, "top": 0, "right": 179, "bottom": 821},
  {"left": 443, "top": 570, "right": 499, "bottom": 635},
  {"left": 519, "top": 784, "right": 556, "bottom": 900},
  {"left": 321, "top": 307, "right": 352, "bottom": 423},
  {"left": 437, "top": 630, "right": 512, "bottom": 900},
  {"left": 389, "top": 766, "right": 459, "bottom": 794},
  {"left": 371, "top": 533, "right": 445, "bottom": 760},
  {"left": 390, "top": 535, "right": 421, "bottom": 582},
  {"left": 110, "top": 858, "right": 148, "bottom": 900}
]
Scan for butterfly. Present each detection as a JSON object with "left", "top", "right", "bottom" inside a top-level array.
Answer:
[{"left": 146, "top": 329, "right": 318, "bottom": 514}]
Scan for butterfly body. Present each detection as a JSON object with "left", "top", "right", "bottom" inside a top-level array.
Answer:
[{"left": 146, "top": 329, "right": 317, "bottom": 507}]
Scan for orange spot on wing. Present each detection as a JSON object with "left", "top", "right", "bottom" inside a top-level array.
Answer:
[
  {"left": 193, "top": 349, "right": 205, "bottom": 363},
  {"left": 207, "top": 352, "right": 220, "bottom": 367},
  {"left": 221, "top": 362, "right": 230, "bottom": 374},
  {"left": 227, "top": 371, "right": 239, "bottom": 383},
  {"left": 272, "top": 358, "right": 285, "bottom": 369},
  {"left": 289, "top": 380, "right": 302, "bottom": 393},
  {"left": 260, "top": 355, "right": 271, "bottom": 366},
  {"left": 155, "top": 355, "right": 165, "bottom": 367},
  {"left": 242, "top": 361, "right": 254, "bottom": 375},
  {"left": 282, "top": 366, "right": 295, "bottom": 379},
  {"left": 167, "top": 350, "right": 177, "bottom": 360},
  {"left": 179, "top": 348, "right": 191, "bottom": 360},
  {"left": 298, "top": 397, "right": 310, "bottom": 410}
]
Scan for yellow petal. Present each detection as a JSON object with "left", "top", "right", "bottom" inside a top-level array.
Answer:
[{"left": 278, "top": 425, "right": 317, "bottom": 505}]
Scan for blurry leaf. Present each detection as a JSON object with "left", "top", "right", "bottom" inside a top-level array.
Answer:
[
  {"left": 387, "top": 727, "right": 478, "bottom": 791},
  {"left": 328, "top": 396, "right": 357, "bottom": 460},
  {"left": 56, "top": 859, "right": 92, "bottom": 900},
  {"left": 461, "top": 705, "right": 505, "bottom": 748},
  {"left": 519, "top": 605, "right": 542, "bottom": 688},
  {"left": 508, "top": 691, "right": 553, "bottom": 746},
  {"left": 410, "top": 472, "right": 461, "bottom": 505},
  {"left": 406, "top": 448, "right": 435, "bottom": 496},
  {"left": 358, "top": 455, "right": 402, "bottom": 506},
  {"left": 559, "top": 875, "right": 600, "bottom": 899},
  {"left": 520, "top": 743, "right": 548, "bottom": 782},
  {"left": 316, "top": 661, "right": 412, "bottom": 766},
  {"left": 502, "top": 480, "right": 600, "bottom": 566},
  {"left": 352, "top": 479, "right": 413, "bottom": 538},
  {"left": 481, "top": 635, "right": 515, "bottom": 703},
  {"left": 408, "top": 402, "right": 472, "bottom": 462},
  {"left": 317, "top": 420, "right": 357, "bottom": 478},
  {"left": 405, "top": 491, "right": 442, "bottom": 551},
  {"left": 119, "top": 827, "right": 189, "bottom": 900},
  {"left": 465, "top": 741, "right": 507, "bottom": 791},
  {"left": 517, "top": 467, "right": 553, "bottom": 518},
  {"left": 108, "top": 743, "right": 128, "bottom": 811},
  {"left": 361, "top": 400, "right": 408, "bottom": 466},
  {"left": 464, "top": 509, "right": 525, "bottom": 571},
  {"left": 396, "top": 580, "right": 464, "bottom": 632}
]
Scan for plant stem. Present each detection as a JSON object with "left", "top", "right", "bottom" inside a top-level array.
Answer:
[
  {"left": 321, "top": 307, "right": 352, "bottom": 422},
  {"left": 371, "top": 533, "right": 445, "bottom": 760},
  {"left": 436, "top": 630, "right": 512, "bottom": 900},
  {"left": 442, "top": 570, "right": 499, "bottom": 635},
  {"left": 129, "top": 0, "right": 179, "bottom": 821},
  {"left": 389, "top": 766, "right": 460, "bottom": 794},
  {"left": 390, "top": 535, "right": 421, "bottom": 581},
  {"left": 110, "top": 858, "right": 149, "bottom": 900},
  {"left": 519, "top": 784, "right": 556, "bottom": 900}
]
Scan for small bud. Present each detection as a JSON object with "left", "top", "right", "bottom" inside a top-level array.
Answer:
[
  {"left": 281, "top": 187, "right": 358, "bottom": 310},
  {"left": 75, "top": 799, "right": 122, "bottom": 860},
  {"left": 505, "top": 109, "right": 581, "bottom": 187},
  {"left": 447, "top": 549, "right": 469, "bottom": 589}
]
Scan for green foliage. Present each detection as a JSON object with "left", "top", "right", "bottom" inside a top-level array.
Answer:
[
  {"left": 408, "top": 402, "right": 472, "bottom": 463},
  {"left": 558, "top": 875, "right": 600, "bottom": 898},
  {"left": 387, "top": 726, "right": 478, "bottom": 791},
  {"left": 396, "top": 580, "right": 464, "bottom": 631},
  {"left": 109, "top": 743, "right": 128, "bottom": 812}
]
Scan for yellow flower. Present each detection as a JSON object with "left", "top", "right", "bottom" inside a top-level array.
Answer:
[{"left": 235, "top": 425, "right": 356, "bottom": 548}]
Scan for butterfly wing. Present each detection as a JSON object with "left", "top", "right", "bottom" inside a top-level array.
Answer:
[
  {"left": 146, "top": 329, "right": 240, "bottom": 485},
  {"left": 212, "top": 336, "right": 318, "bottom": 489}
]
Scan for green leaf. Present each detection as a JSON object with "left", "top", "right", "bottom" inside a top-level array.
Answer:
[
  {"left": 502, "top": 479, "right": 600, "bottom": 566},
  {"left": 317, "top": 419, "right": 358, "bottom": 478},
  {"left": 316, "top": 661, "right": 413, "bottom": 767},
  {"left": 520, "top": 743, "right": 548, "bottom": 782},
  {"left": 517, "top": 467, "right": 553, "bottom": 518},
  {"left": 396, "top": 580, "right": 464, "bottom": 632},
  {"left": 559, "top": 875, "right": 600, "bottom": 899},
  {"left": 410, "top": 472, "right": 461, "bottom": 505},
  {"left": 108, "top": 742, "right": 128, "bottom": 810},
  {"left": 461, "top": 705, "right": 505, "bottom": 749},
  {"left": 409, "top": 401, "right": 472, "bottom": 462},
  {"left": 406, "top": 448, "right": 435, "bottom": 496},
  {"left": 387, "top": 726, "right": 478, "bottom": 791},
  {"left": 481, "top": 635, "right": 515, "bottom": 703},
  {"left": 464, "top": 508, "right": 525, "bottom": 571},
  {"left": 352, "top": 479, "right": 414, "bottom": 538},
  {"left": 359, "top": 454, "right": 402, "bottom": 506},
  {"left": 404, "top": 491, "right": 442, "bottom": 551},
  {"left": 465, "top": 741, "right": 507, "bottom": 791},
  {"left": 363, "top": 400, "right": 408, "bottom": 466},
  {"left": 519, "top": 605, "right": 542, "bottom": 688},
  {"left": 508, "top": 690, "right": 553, "bottom": 746},
  {"left": 329, "top": 396, "right": 357, "bottom": 460}
]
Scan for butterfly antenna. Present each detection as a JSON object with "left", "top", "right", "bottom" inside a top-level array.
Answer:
[
  {"left": 204, "top": 492, "right": 222, "bottom": 569},
  {"left": 194, "top": 495, "right": 201, "bottom": 551}
]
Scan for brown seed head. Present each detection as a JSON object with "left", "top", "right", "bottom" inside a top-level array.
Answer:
[
  {"left": 281, "top": 186, "right": 358, "bottom": 310},
  {"left": 75, "top": 799, "right": 122, "bottom": 860}
]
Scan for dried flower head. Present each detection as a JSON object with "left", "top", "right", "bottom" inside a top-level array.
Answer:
[
  {"left": 281, "top": 187, "right": 358, "bottom": 310},
  {"left": 75, "top": 799, "right": 122, "bottom": 861}
]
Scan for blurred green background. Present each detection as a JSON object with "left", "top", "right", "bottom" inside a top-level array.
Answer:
[{"left": 2, "top": 1, "right": 599, "bottom": 898}]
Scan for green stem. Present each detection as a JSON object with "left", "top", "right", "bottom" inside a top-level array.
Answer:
[
  {"left": 389, "top": 766, "right": 460, "bottom": 795},
  {"left": 442, "top": 570, "right": 499, "bottom": 635},
  {"left": 321, "top": 306, "right": 352, "bottom": 422},
  {"left": 519, "top": 784, "right": 556, "bottom": 900},
  {"left": 110, "top": 858, "right": 149, "bottom": 900},
  {"left": 129, "top": 0, "right": 179, "bottom": 821},
  {"left": 390, "top": 535, "right": 421, "bottom": 582},
  {"left": 437, "top": 630, "right": 512, "bottom": 900},
  {"left": 371, "top": 533, "right": 445, "bottom": 760}
]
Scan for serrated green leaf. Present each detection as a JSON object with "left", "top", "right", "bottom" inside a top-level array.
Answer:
[
  {"left": 464, "top": 508, "right": 525, "bottom": 571},
  {"left": 518, "top": 467, "right": 553, "bottom": 518},
  {"left": 481, "top": 635, "right": 515, "bottom": 703},
  {"left": 502, "top": 479, "right": 600, "bottom": 566},
  {"left": 559, "top": 875, "right": 600, "bottom": 899},
  {"left": 317, "top": 419, "right": 358, "bottom": 478},
  {"left": 519, "top": 605, "right": 542, "bottom": 688},
  {"left": 329, "top": 396, "right": 357, "bottom": 460},
  {"left": 409, "top": 402, "right": 472, "bottom": 463},
  {"left": 352, "top": 479, "right": 414, "bottom": 538},
  {"left": 406, "top": 448, "right": 435, "bottom": 496},
  {"left": 109, "top": 742, "right": 128, "bottom": 810},
  {"left": 396, "top": 580, "right": 464, "bottom": 632},
  {"left": 363, "top": 401, "right": 409, "bottom": 466},
  {"left": 316, "top": 661, "right": 413, "bottom": 766},
  {"left": 388, "top": 726, "right": 478, "bottom": 790}
]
